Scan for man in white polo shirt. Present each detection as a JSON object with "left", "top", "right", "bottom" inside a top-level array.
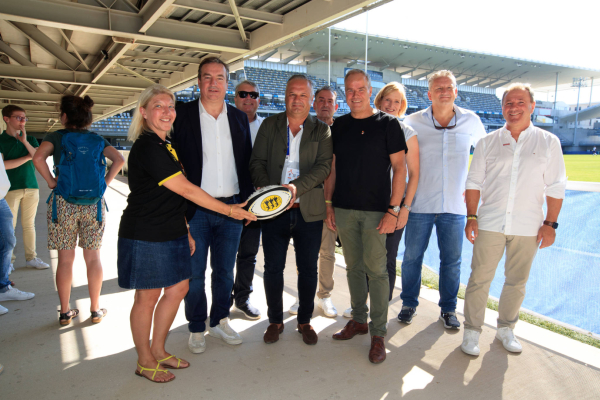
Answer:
[{"left": 461, "top": 83, "right": 566, "bottom": 356}]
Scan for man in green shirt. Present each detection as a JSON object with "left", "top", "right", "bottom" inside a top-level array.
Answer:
[{"left": 1, "top": 105, "right": 49, "bottom": 271}]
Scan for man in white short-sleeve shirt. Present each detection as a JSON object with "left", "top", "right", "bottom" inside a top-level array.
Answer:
[
  {"left": 460, "top": 83, "right": 566, "bottom": 356},
  {"left": 401, "top": 70, "right": 486, "bottom": 329}
]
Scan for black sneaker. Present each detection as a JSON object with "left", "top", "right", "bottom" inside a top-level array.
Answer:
[
  {"left": 235, "top": 300, "right": 261, "bottom": 320},
  {"left": 440, "top": 311, "right": 460, "bottom": 329},
  {"left": 397, "top": 306, "right": 417, "bottom": 324}
]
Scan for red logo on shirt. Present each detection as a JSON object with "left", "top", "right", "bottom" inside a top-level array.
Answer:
[{"left": 503, "top": 143, "right": 510, "bottom": 146}]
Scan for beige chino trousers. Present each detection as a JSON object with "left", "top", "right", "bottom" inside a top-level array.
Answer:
[
  {"left": 317, "top": 224, "right": 337, "bottom": 299},
  {"left": 464, "top": 230, "right": 538, "bottom": 333},
  {"left": 4, "top": 189, "right": 40, "bottom": 263}
]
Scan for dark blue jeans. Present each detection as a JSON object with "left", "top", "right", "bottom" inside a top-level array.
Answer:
[
  {"left": 261, "top": 208, "right": 323, "bottom": 325},
  {"left": 0, "top": 199, "right": 16, "bottom": 290},
  {"left": 232, "top": 220, "right": 261, "bottom": 305},
  {"left": 401, "top": 213, "right": 465, "bottom": 313},
  {"left": 184, "top": 197, "right": 243, "bottom": 332}
]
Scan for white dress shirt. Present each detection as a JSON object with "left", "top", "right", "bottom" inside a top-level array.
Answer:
[
  {"left": 249, "top": 115, "right": 265, "bottom": 146},
  {"left": 404, "top": 105, "right": 486, "bottom": 215},
  {"left": 0, "top": 153, "right": 10, "bottom": 199},
  {"left": 198, "top": 101, "right": 239, "bottom": 198},
  {"left": 281, "top": 120, "right": 303, "bottom": 203},
  {"left": 466, "top": 123, "right": 567, "bottom": 236}
]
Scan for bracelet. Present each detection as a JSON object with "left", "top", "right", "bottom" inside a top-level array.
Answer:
[
  {"left": 387, "top": 211, "right": 398, "bottom": 218},
  {"left": 228, "top": 205, "right": 233, "bottom": 217},
  {"left": 467, "top": 215, "right": 477, "bottom": 220},
  {"left": 325, "top": 200, "right": 333, "bottom": 204},
  {"left": 186, "top": 224, "right": 190, "bottom": 229}
]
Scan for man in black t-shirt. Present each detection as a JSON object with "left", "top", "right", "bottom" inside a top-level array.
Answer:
[{"left": 326, "top": 69, "right": 407, "bottom": 364}]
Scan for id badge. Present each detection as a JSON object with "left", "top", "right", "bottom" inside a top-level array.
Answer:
[{"left": 284, "top": 167, "right": 300, "bottom": 184}]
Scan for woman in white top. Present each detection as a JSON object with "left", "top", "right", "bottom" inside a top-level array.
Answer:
[{"left": 375, "top": 82, "right": 420, "bottom": 301}]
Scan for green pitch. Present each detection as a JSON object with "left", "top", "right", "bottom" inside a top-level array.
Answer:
[
  {"left": 469, "top": 154, "right": 600, "bottom": 183},
  {"left": 563, "top": 155, "right": 600, "bottom": 183}
]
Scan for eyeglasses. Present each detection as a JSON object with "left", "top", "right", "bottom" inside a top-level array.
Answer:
[
  {"left": 432, "top": 110, "right": 456, "bottom": 130},
  {"left": 237, "top": 91, "right": 259, "bottom": 99},
  {"left": 11, "top": 116, "right": 29, "bottom": 122}
]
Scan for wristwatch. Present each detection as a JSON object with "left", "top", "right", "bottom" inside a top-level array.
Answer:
[
  {"left": 388, "top": 205, "right": 401, "bottom": 214},
  {"left": 402, "top": 204, "right": 412, "bottom": 212},
  {"left": 543, "top": 220, "right": 558, "bottom": 229}
]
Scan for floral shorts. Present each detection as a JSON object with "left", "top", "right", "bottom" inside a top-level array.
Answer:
[{"left": 47, "top": 194, "right": 106, "bottom": 250}]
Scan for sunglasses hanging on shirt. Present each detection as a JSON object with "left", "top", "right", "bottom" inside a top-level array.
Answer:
[
  {"left": 237, "top": 91, "right": 260, "bottom": 99},
  {"left": 432, "top": 110, "right": 457, "bottom": 130}
]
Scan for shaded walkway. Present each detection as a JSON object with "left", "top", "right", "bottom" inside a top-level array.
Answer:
[{"left": 1, "top": 172, "right": 599, "bottom": 399}]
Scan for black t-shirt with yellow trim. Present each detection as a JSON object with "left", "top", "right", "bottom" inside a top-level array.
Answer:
[{"left": 118, "top": 130, "right": 187, "bottom": 242}]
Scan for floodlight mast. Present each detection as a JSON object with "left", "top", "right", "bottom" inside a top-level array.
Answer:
[{"left": 572, "top": 77, "right": 588, "bottom": 145}]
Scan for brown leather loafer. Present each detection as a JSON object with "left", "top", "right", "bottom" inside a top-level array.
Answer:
[
  {"left": 264, "top": 323, "right": 284, "bottom": 344},
  {"left": 369, "top": 335, "right": 386, "bottom": 364},
  {"left": 332, "top": 320, "right": 369, "bottom": 340},
  {"left": 297, "top": 323, "right": 318, "bottom": 345}
]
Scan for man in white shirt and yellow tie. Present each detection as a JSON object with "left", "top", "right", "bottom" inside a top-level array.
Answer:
[{"left": 461, "top": 83, "right": 567, "bottom": 356}]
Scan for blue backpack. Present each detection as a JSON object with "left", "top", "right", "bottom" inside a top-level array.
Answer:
[{"left": 47, "top": 129, "right": 107, "bottom": 222}]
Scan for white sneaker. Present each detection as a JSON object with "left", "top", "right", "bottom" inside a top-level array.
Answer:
[
  {"left": 288, "top": 298, "right": 300, "bottom": 315},
  {"left": 188, "top": 331, "right": 207, "bottom": 354},
  {"left": 208, "top": 318, "right": 242, "bottom": 345},
  {"left": 496, "top": 327, "right": 522, "bottom": 353},
  {"left": 343, "top": 306, "right": 352, "bottom": 318},
  {"left": 26, "top": 258, "right": 50, "bottom": 269},
  {"left": 0, "top": 285, "right": 35, "bottom": 301},
  {"left": 317, "top": 298, "right": 338, "bottom": 318},
  {"left": 0, "top": 304, "right": 8, "bottom": 315},
  {"left": 8, "top": 264, "right": 14, "bottom": 275},
  {"left": 461, "top": 329, "right": 481, "bottom": 356}
]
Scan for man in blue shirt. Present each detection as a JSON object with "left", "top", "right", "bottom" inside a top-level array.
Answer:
[{"left": 401, "top": 70, "right": 486, "bottom": 329}]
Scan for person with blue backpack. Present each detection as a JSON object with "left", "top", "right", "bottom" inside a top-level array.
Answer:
[{"left": 33, "top": 95, "right": 124, "bottom": 326}]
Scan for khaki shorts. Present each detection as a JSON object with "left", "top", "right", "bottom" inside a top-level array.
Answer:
[{"left": 47, "top": 194, "right": 106, "bottom": 250}]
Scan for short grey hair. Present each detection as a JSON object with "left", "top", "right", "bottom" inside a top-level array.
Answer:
[
  {"left": 344, "top": 69, "right": 371, "bottom": 89},
  {"left": 502, "top": 82, "right": 535, "bottom": 104},
  {"left": 314, "top": 85, "right": 337, "bottom": 101},
  {"left": 235, "top": 80, "right": 260, "bottom": 96},
  {"left": 287, "top": 74, "right": 314, "bottom": 93},
  {"left": 428, "top": 70, "right": 457, "bottom": 90}
]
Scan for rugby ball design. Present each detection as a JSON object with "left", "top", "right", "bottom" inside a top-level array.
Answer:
[{"left": 244, "top": 185, "right": 293, "bottom": 220}]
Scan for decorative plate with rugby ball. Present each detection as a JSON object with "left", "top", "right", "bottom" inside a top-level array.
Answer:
[{"left": 244, "top": 185, "right": 293, "bottom": 220}]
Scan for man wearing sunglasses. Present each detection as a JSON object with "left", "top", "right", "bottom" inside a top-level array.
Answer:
[
  {"left": 400, "top": 70, "right": 486, "bottom": 330},
  {"left": 230, "top": 80, "right": 264, "bottom": 320},
  {"left": 0, "top": 105, "right": 50, "bottom": 274}
]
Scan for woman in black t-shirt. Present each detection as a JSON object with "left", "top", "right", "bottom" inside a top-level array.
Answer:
[{"left": 118, "top": 85, "right": 256, "bottom": 383}]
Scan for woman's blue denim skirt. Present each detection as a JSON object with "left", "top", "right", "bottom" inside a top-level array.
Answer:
[{"left": 117, "top": 235, "right": 192, "bottom": 290}]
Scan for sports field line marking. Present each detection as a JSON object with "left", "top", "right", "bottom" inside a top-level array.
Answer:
[{"left": 552, "top": 246, "right": 600, "bottom": 258}]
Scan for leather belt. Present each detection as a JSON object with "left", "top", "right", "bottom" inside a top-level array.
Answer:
[
  {"left": 290, "top": 203, "right": 300, "bottom": 209},
  {"left": 215, "top": 196, "right": 235, "bottom": 203}
]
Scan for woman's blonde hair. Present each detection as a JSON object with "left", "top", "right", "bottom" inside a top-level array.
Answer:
[
  {"left": 128, "top": 84, "right": 176, "bottom": 142},
  {"left": 374, "top": 81, "right": 408, "bottom": 118}
]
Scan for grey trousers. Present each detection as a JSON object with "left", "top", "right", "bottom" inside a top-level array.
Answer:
[{"left": 317, "top": 224, "right": 337, "bottom": 299}]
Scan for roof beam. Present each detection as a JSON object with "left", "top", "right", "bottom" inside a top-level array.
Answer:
[
  {"left": 306, "top": 55, "right": 325, "bottom": 65},
  {"left": 0, "top": 64, "right": 151, "bottom": 91},
  {"left": 174, "top": 0, "right": 283, "bottom": 25},
  {"left": 123, "top": 51, "right": 204, "bottom": 64},
  {"left": 0, "top": 90, "right": 123, "bottom": 106},
  {"left": 8, "top": 21, "right": 81, "bottom": 71},
  {"left": 280, "top": 52, "right": 300, "bottom": 64},
  {"left": 139, "top": 0, "right": 177, "bottom": 33},
  {"left": 256, "top": 49, "right": 278, "bottom": 62},
  {"left": 228, "top": 0, "right": 248, "bottom": 43},
  {"left": 0, "top": 0, "right": 248, "bottom": 53},
  {"left": 0, "top": 39, "right": 70, "bottom": 94},
  {"left": 245, "top": 0, "right": 388, "bottom": 61},
  {"left": 118, "top": 60, "right": 185, "bottom": 72}
]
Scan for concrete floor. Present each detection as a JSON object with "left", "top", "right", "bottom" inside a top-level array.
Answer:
[{"left": 1, "top": 172, "right": 600, "bottom": 400}]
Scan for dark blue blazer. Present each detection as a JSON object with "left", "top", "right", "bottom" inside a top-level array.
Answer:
[{"left": 172, "top": 99, "right": 254, "bottom": 221}]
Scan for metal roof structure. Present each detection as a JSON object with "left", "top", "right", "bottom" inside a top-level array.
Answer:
[
  {"left": 273, "top": 27, "right": 599, "bottom": 90},
  {"left": 0, "top": 0, "right": 391, "bottom": 132}
]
